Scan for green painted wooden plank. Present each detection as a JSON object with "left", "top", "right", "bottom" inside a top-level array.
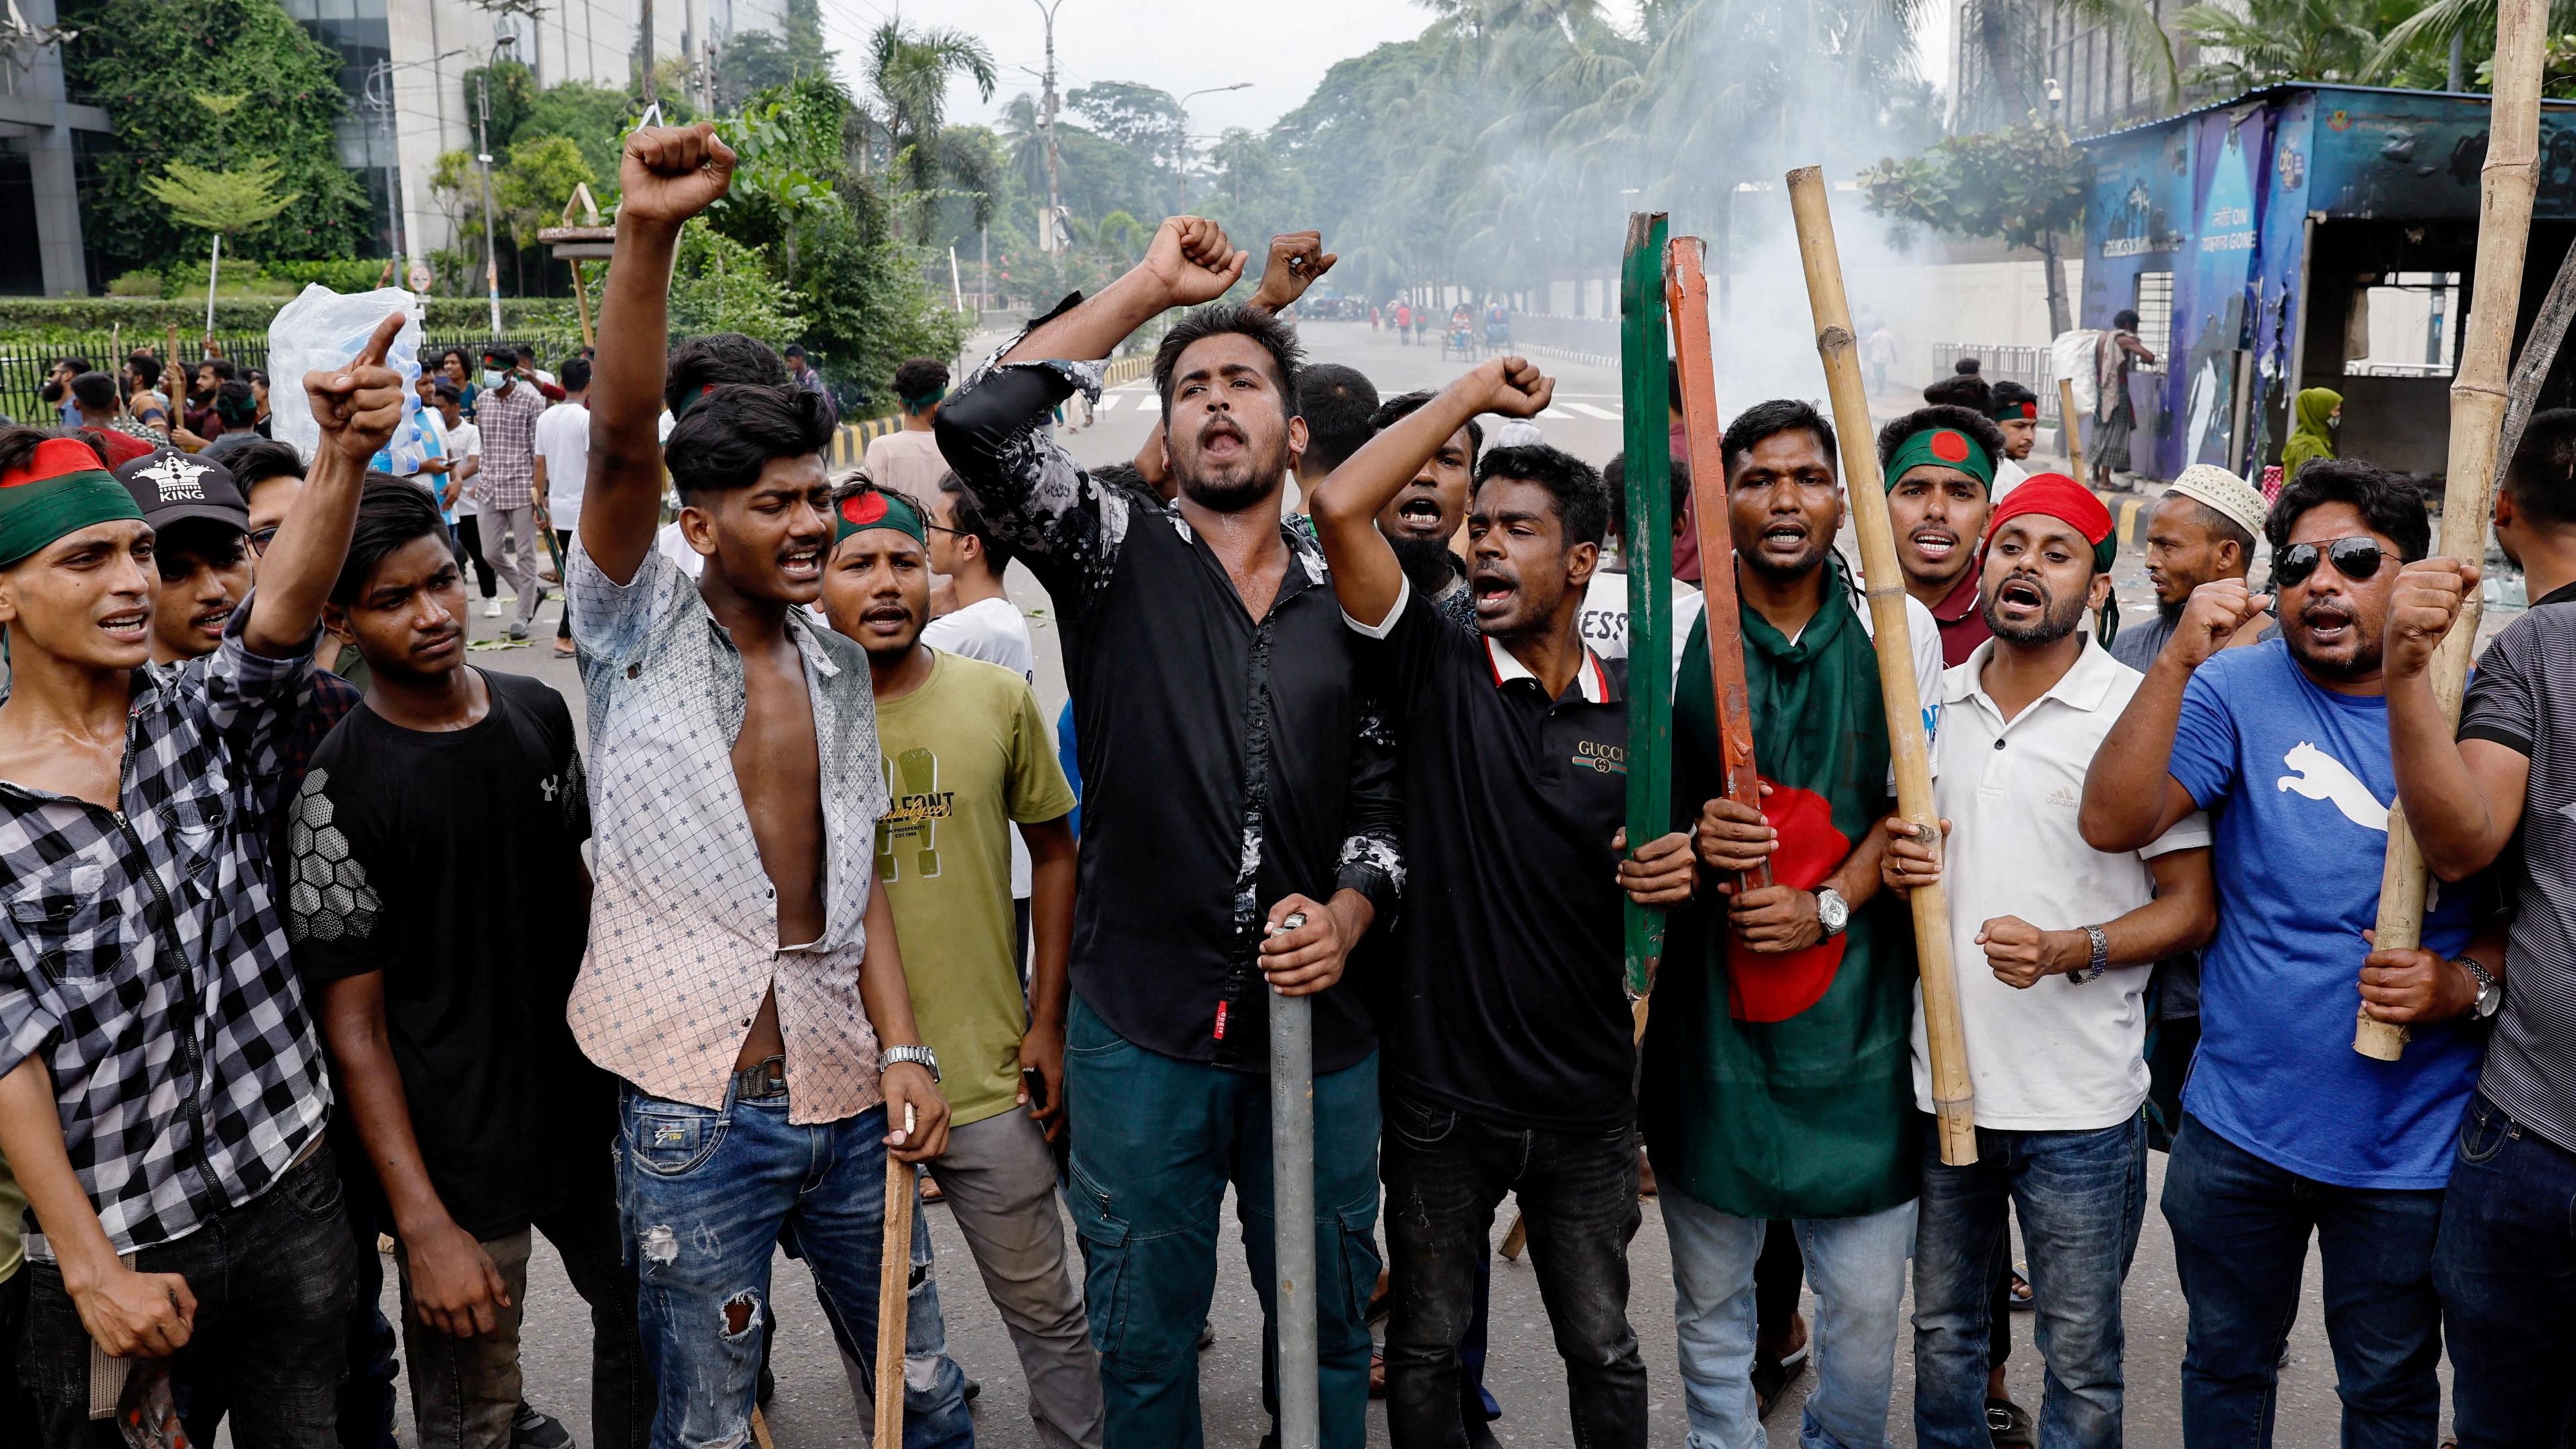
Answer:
[{"left": 1619, "top": 211, "right": 1672, "bottom": 996}]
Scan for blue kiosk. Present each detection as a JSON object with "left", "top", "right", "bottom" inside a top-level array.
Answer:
[{"left": 2078, "top": 83, "right": 2576, "bottom": 485}]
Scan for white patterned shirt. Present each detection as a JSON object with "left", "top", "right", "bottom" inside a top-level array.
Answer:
[{"left": 565, "top": 541, "right": 892, "bottom": 1124}]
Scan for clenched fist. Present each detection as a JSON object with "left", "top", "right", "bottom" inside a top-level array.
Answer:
[
  {"left": 619, "top": 123, "right": 737, "bottom": 227},
  {"left": 2381, "top": 557, "right": 2479, "bottom": 681}
]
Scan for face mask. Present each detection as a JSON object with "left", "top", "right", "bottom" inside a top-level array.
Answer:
[{"left": 482, "top": 369, "right": 506, "bottom": 388}]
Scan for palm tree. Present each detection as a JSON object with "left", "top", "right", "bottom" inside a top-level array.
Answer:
[{"left": 861, "top": 19, "right": 998, "bottom": 239}]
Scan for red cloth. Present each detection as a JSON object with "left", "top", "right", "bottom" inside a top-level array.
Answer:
[
  {"left": 1982, "top": 470, "right": 2113, "bottom": 550},
  {"left": 1929, "top": 557, "right": 1992, "bottom": 666}
]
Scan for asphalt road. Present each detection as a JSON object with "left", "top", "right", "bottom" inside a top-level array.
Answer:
[{"left": 291, "top": 320, "right": 2430, "bottom": 1448}]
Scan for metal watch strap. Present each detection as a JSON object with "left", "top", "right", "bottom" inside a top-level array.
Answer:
[
  {"left": 2065, "top": 924, "right": 2111, "bottom": 985},
  {"left": 2455, "top": 956, "right": 2502, "bottom": 1019},
  {"left": 884, "top": 1044, "right": 941, "bottom": 1082},
  {"left": 1815, "top": 888, "right": 1849, "bottom": 939}
]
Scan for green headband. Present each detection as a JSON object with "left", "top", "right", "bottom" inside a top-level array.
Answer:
[
  {"left": 1884, "top": 427, "right": 1995, "bottom": 492},
  {"left": 900, "top": 386, "right": 947, "bottom": 409},
  {"left": 833, "top": 487, "right": 927, "bottom": 547},
  {"left": 0, "top": 469, "right": 144, "bottom": 569}
]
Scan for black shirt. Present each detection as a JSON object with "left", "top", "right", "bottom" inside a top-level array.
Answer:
[
  {"left": 286, "top": 669, "right": 611, "bottom": 1239},
  {"left": 1356, "top": 582, "right": 1637, "bottom": 1129},
  {"left": 936, "top": 313, "right": 1403, "bottom": 1075}
]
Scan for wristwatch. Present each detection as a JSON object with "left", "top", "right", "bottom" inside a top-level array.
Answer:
[
  {"left": 1814, "top": 888, "right": 1851, "bottom": 939},
  {"left": 2064, "top": 924, "right": 2112, "bottom": 985},
  {"left": 883, "top": 1044, "right": 942, "bottom": 1082},
  {"left": 2455, "top": 957, "right": 2502, "bottom": 1020}
]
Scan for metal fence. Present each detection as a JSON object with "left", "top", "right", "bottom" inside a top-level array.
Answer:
[
  {"left": 0, "top": 331, "right": 588, "bottom": 429},
  {"left": 1931, "top": 342, "right": 2064, "bottom": 425}
]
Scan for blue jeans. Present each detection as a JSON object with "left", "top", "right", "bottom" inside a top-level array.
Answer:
[
  {"left": 2161, "top": 1112, "right": 2443, "bottom": 1448},
  {"left": 1061, "top": 996, "right": 1381, "bottom": 1449},
  {"left": 2434, "top": 1093, "right": 2576, "bottom": 1448},
  {"left": 1662, "top": 1185, "right": 1916, "bottom": 1449},
  {"left": 1911, "top": 1114, "right": 2146, "bottom": 1449},
  {"left": 616, "top": 1082, "right": 973, "bottom": 1449}
]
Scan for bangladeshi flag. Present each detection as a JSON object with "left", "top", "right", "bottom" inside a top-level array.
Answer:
[{"left": 1641, "top": 562, "right": 1920, "bottom": 1222}]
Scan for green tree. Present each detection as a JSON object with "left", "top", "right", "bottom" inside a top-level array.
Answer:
[
  {"left": 58, "top": 0, "right": 370, "bottom": 272},
  {"left": 1859, "top": 113, "right": 2091, "bottom": 335},
  {"left": 714, "top": 0, "right": 835, "bottom": 109},
  {"left": 145, "top": 156, "right": 301, "bottom": 327},
  {"left": 668, "top": 223, "right": 804, "bottom": 340},
  {"left": 861, "top": 19, "right": 998, "bottom": 239}
]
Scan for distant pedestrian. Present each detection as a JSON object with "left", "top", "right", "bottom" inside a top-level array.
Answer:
[
  {"left": 863, "top": 359, "right": 951, "bottom": 500},
  {"left": 533, "top": 356, "right": 592, "bottom": 656},
  {"left": 470, "top": 343, "right": 548, "bottom": 641},
  {"left": 2092, "top": 312, "right": 2156, "bottom": 490}
]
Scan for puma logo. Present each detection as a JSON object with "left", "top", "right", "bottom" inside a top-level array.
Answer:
[{"left": 2277, "top": 741, "right": 2388, "bottom": 833}]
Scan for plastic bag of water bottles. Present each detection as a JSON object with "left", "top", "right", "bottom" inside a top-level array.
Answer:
[{"left": 267, "top": 285, "right": 429, "bottom": 474}]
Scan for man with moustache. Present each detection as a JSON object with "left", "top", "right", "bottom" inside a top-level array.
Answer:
[
  {"left": 1881, "top": 407, "right": 2010, "bottom": 665},
  {"left": 287, "top": 479, "right": 640, "bottom": 1449},
  {"left": 1366, "top": 388, "right": 1479, "bottom": 629},
  {"left": 1311, "top": 360, "right": 1695, "bottom": 1449},
  {"left": 568, "top": 124, "right": 963, "bottom": 1448},
  {"left": 1645, "top": 399, "right": 1943, "bottom": 1449},
  {"left": 2081, "top": 460, "right": 2495, "bottom": 1447},
  {"left": 818, "top": 481, "right": 1099, "bottom": 1449},
  {"left": 2110, "top": 465, "right": 2267, "bottom": 671},
  {"left": 936, "top": 218, "right": 1403, "bottom": 1448},
  {"left": 1880, "top": 474, "right": 2218, "bottom": 1449}
]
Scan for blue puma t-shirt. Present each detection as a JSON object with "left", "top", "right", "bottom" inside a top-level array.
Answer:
[{"left": 2166, "top": 639, "right": 2482, "bottom": 1189}]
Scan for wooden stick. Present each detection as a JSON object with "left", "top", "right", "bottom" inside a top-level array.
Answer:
[
  {"left": 2058, "top": 377, "right": 2086, "bottom": 482},
  {"left": 1786, "top": 166, "right": 1976, "bottom": 1166},
  {"left": 1665, "top": 235, "right": 1770, "bottom": 892},
  {"left": 1619, "top": 212, "right": 1676, "bottom": 996},
  {"left": 873, "top": 1108, "right": 918, "bottom": 1446},
  {"left": 2487, "top": 221, "right": 2576, "bottom": 496},
  {"left": 2360, "top": 0, "right": 2545, "bottom": 1060}
]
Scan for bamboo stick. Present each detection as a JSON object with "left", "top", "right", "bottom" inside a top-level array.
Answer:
[
  {"left": 2059, "top": 377, "right": 2086, "bottom": 482},
  {"left": 1786, "top": 167, "right": 1976, "bottom": 1166},
  {"left": 1665, "top": 235, "right": 1770, "bottom": 892},
  {"left": 873, "top": 1112, "right": 917, "bottom": 1446},
  {"left": 2359, "top": 0, "right": 2544, "bottom": 1060}
]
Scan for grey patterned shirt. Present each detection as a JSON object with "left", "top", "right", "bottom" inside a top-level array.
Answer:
[{"left": 564, "top": 541, "right": 892, "bottom": 1124}]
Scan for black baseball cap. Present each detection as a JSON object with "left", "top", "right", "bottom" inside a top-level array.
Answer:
[{"left": 113, "top": 449, "right": 250, "bottom": 533}]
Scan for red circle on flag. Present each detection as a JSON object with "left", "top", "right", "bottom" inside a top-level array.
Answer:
[
  {"left": 841, "top": 491, "right": 890, "bottom": 528},
  {"left": 1931, "top": 430, "right": 1971, "bottom": 464}
]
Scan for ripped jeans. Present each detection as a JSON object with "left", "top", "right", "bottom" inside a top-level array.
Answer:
[{"left": 616, "top": 1080, "right": 975, "bottom": 1449}]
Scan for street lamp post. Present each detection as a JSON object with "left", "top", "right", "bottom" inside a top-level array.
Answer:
[
  {"left": 476, "top": 48, "right": 510, "bottom": 337},
  {"left": 1173, "top": 82, "right": 1249, "bottom": 210},
  {"left": 1031, "top": 0, "right": 1067, "bottom": 252},
  {"left": 364, "top": 48, "right": 469, "bottom": 294}
]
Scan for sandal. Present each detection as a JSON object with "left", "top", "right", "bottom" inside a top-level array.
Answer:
[
  {"left": 1751, "top": 1346, "right": 1807, "bottom": 1419},
  {"left": 1986, "top": 1396, "right": 2036, "bottom": 1446},
  {"left": 2009, "top": 1267, "right": 2036, "bottom": 1311}
]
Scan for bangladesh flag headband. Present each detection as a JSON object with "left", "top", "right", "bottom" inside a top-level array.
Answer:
[
  {"left": 834, "top": 487, "right": 926, "bottom": 547},
  {"left": 0, "top": 437, "right": 145, "bottom": 569},
  {"left": 1884, "top": 427, "right": 1995, "bottom": 492}
]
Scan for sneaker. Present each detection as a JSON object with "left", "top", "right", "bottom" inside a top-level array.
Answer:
[
  {"left": 511, "top": 1401, "right": 572, "bottom": 1449},
  {"left": 484, "top": 599, "right": 501, "bottom": 619},
  {"left": 507, "top": 621, "right": 530, "bottom": 642}
]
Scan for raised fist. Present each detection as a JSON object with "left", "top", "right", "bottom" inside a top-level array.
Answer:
[
  {"left": 1142, "top": 217, "right": 1249, "bottom": 309},
  {"left": 619, "top": 123, "right": 737, "bottom": 227},
  {"left": 2382, "top": 556, "right": 2478, "bottom": 680},
  {"left": 1248, "top": 231, "right": 1338, "bottom": 314},
  {"left": 1470, "top": 355, "right": 1553, "bottom": 419},
  {"left": 2163, "top": 578, "right": 2271, "bottom": 672}
]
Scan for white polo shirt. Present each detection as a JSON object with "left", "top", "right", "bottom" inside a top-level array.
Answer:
[{"left": 1910, "top": 633, "right": 2212, "bottom": 1131}]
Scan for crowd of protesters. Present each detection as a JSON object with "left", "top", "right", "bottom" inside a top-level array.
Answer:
[{"left": 2, "top": 122, "right": 2572, "bottom": 1449}]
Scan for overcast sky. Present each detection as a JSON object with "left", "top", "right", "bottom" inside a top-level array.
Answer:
[{"left": 817, "top": 1, "right": 1950, "bottom": 140}]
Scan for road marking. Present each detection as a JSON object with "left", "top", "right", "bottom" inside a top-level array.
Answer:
[
  {"left": 1540, "top": 408, "right": 1574, "bottom": 420},
  {"left": 1136, "top": 394, "right": 1161, "bottom": 413},
  {"left": 1094, "top": 395, "right": 1119, "bottom": 411},
  {"left": 1564, "top": 402, "right": 1620, "bottom": 420}
]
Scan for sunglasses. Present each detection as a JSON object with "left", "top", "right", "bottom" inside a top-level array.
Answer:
[{"left": 2272, "top": 536, "right": 2386, "bottom": 589}]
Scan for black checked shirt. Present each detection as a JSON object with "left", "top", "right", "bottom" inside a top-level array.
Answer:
[
  {"left": 0, "top": 608, "right": 333, "bottom": 1258},
  {"left": 936, "top": 303, "right": 1404, "bottom": 1074}
]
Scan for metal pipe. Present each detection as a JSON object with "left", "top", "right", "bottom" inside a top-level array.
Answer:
[{"left": 1269, "top": 949, "right": 1318, "bottom": 1449}]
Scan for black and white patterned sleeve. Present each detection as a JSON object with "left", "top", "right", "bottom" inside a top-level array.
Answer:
[
  {"left": 1334, "top": 693, "right": 1406, "bottom": 919},
  {"left": 932, "top": 294, "right": 1128, "bottom": 612},
  {"left": 283, "top": 766, "right": 386, "bottom": 982}
]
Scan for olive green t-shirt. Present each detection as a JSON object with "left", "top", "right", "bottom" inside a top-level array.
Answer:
[
  {"left": 1, "top": 1150, "right": 23, "bottom": 1282},
  {"left": 874, "top": 651, "right": 1077, "bottom": 1127}
]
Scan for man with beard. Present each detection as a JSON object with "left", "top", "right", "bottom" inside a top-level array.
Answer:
[
  {"left": 2081, "top": 459, "right": 2493, "bottom": 1447},
  {"left": 1366, "top": 388, "right": 1478, "bottom": 628},
  {"left": 1878, "top": 474, "right": 2216, "bottom": 1449},
  {"left": 2110, "top": 465, "right": 2267, "bottom": 671},
  {"left": 568, "top": 124, "right": 964, "bottom": 1448},
  {"left": 2378, "top": 410, "right": 2576, "bottom": 1447},
  {"left": 1645, "top": 399, "right": 1943, "bottom": 1449},
  {"left": 935, "top": 218, "right": 1403, "bottom": 1449},
  {"left": 1311, "top": 360, "right": 1695, "bottom": 1449},
  {"left": 1881, "top": 407, "right": 2010, "bottom": 666},
  {"left": 820, "top": 482, "right": 1099, "bottom": 1449}
]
